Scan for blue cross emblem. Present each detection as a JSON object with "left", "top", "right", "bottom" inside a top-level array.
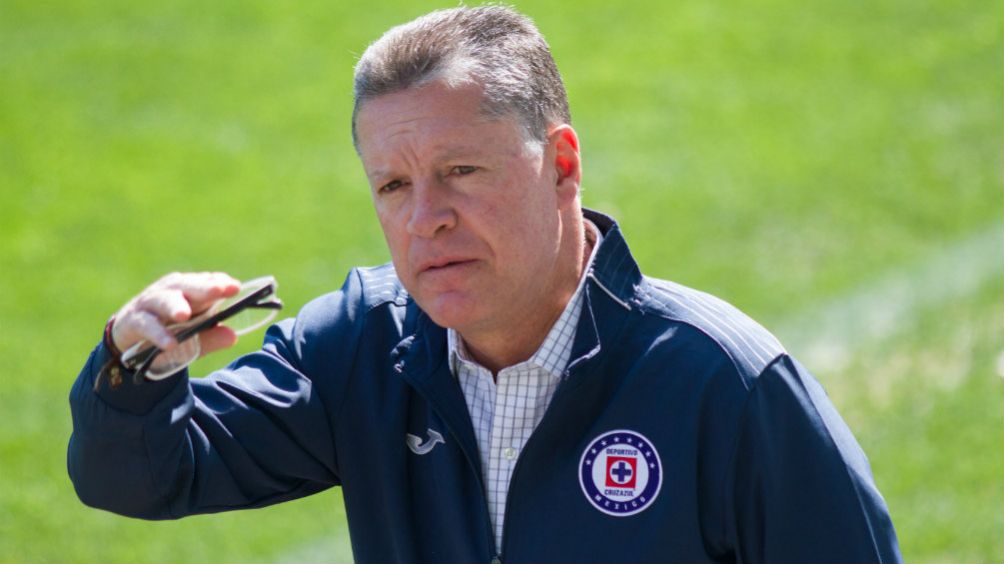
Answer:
[{"left": 611, "top": 461, "right": 633, "bottom": 483}]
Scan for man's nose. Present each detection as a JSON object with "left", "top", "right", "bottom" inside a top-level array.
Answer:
[{"left": 406, "top": 179, "right": 457, "bottom": 238}]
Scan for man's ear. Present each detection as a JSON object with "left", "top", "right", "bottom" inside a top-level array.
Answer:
[{"left": 548, "top": 124, "right": 581, "bottom": 206}]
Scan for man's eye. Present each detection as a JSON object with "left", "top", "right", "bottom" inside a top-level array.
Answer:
[
  {"left": 379, "top": 180, "right": 404, "bottom": 193},
  {"left": 450, "top": 165, "right": 478, "bottom": 176}
]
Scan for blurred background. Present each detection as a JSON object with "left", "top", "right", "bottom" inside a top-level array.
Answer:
[{"left": 1, "top": 0, "right": 1001, "bottom": 562}]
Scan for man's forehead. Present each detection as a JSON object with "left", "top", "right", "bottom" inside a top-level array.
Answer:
[
  {"left": 364, "top": 108, "right": 494, "bottom": 138},
  {"left": 358, "top": 90, "right": 530, "bottom": 154},
  {"left": 357, "top": 78, "right": 534, "bottom": 133}
]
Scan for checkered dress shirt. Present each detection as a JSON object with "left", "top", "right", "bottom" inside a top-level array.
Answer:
[{"left": 448, "top": 221, "right": 602, "bottom": 552}]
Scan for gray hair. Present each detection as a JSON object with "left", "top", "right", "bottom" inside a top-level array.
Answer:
[{"left": 351, "top": 5, "right": 571, "bottom": 147}]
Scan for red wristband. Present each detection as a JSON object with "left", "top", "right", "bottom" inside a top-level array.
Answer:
[
  {"left": 95, "top": 316, "right": 127, "bottom": 391},
  {"left": 103, "top": 316, "right": 123, "bottom": 361}
]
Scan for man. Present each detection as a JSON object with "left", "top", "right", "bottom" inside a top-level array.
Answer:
[{"left": 69, "top": 6, "right": 901, "bottom": 563}]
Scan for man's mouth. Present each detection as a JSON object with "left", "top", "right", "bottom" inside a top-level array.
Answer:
[{"left": 419, "top": 257, "right": 477, "bottom": 274}]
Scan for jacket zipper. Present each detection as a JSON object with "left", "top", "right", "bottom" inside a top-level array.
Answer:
[
  {"left": 498, "top": 283, "right": 609, "bottom": 559},
  {"left": 497, "top": 365, "right": 582, "bottom": 561},
  {"left": 450, "top": 418, "right": 498, "bottom": 560},
  {"left": 455, "top": 423, "right": 501, "bottom": 561}
]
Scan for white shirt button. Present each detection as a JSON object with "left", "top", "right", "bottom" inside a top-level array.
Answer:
[{"left": 503, "top": 447, "right": 517, "bottom": 460}]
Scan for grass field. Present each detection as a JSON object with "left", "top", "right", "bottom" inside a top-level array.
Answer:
[{"left": 1, "top": 0, "right": 1001, "bottom": 562}]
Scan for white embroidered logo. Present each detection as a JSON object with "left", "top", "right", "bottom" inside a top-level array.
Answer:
[{"left": 406, "top": 428, "right": 445, "bottom": 455}]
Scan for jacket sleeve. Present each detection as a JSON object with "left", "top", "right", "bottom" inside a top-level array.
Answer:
[
  {"left": 67, "top": 276, "right": 363, "bottom": 520},
  {"left": 725, "top": 354, "right": 902, "bottom": 563}
]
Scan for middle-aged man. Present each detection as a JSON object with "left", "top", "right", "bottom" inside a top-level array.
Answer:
[{"left": 69, "top": 6, "right": 902, "bottom": 563}]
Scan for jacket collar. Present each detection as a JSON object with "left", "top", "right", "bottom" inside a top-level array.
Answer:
[
  {"left": 581, "top": 208, "right": 642, "bottom": 310},
  {"left": 564, "top": 208, "right": 639, "bottom": 375},
  {"left": 391, "top": 314, "right": 484, "bottom": 476}
]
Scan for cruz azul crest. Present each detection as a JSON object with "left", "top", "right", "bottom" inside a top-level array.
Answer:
[{"left": 579, "top": 429, "right": 662, "bottom": 516}]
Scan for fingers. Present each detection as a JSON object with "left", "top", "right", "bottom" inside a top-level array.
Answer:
[
  {"left": 136, "top": 289, "right": 192, "bottom": 324},
  {"left": 197, "top": 325, "right": 238, "bottom": 356},
  {"left": 113, "top": 309, "right": 178, "bottom": 351},
  {"left": 174, "top": 272, "right": 241, "bottom": 314},
  {"left": 110, "top": 271, "right": 241, "bottom": 353}
]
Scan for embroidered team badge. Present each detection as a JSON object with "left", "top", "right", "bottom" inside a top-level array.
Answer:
[{"left": 579, "top": 429, "right": 662, "bottom": 516}]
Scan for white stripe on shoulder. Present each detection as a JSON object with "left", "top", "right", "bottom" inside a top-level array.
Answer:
[
  {"left": 642, "top": 277, "right": 785, "bottom": 375},
  {"left": 688, "top": 291, "right": 785, "bottom": 361},
  {"left": 356, "top": 265, "right": 407, "bottom": 304}
]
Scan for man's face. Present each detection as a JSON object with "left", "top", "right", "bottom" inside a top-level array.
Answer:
[{"left": 355, "top": 81, "right": 572, "bottom": 336}]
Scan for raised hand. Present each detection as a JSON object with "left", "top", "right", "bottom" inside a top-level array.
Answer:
[{"left": 110, "top": 271, "right": 242, "bottom": 358}]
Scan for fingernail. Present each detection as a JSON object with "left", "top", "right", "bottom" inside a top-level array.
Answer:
[{"left": 158, "top": 337, "right": 173, "bottom": 349}]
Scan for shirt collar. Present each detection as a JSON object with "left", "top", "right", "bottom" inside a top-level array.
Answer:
[{"left": 448, "top": 219, "right": 604, "bottom": 379}]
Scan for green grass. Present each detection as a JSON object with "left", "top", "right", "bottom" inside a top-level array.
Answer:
[
  {"left": 1, "top": 0, "right": 1000, "bottom": 561},
  {"left": 825, "top": 277, "right": 1004, "bottom": 564}
]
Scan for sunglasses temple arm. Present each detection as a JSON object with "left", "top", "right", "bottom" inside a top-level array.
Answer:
[{"left": 254, "top": 299, "right": 284, "bottom": 311}]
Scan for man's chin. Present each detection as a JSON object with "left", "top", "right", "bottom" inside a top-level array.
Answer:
[{"left": 417, "top": 292, "right": 481, "bottom": 331}]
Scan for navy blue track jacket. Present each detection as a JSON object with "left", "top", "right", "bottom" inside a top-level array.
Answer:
[{"left": 68, "top": 210, "right": 901, "bottom": 563}]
